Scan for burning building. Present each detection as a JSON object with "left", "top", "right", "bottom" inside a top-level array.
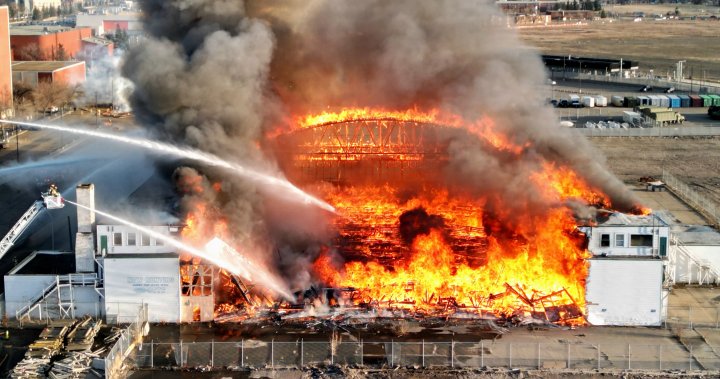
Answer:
[
  {"left": 104, "top": 0, "right": 659, "bottom": 325},
  {"left": 0, "top": 1, "right": 674, "bottom": 327}
]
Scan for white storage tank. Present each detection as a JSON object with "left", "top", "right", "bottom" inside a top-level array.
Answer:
[
  {"left": 582, "top": 96, "right": 595, "bottom": 108},
  {"left": 594, "top": 95, "right": 608, "bottom": 107},
  {"left": 611, "top": 95, "right": 624, "bottom": 107}
]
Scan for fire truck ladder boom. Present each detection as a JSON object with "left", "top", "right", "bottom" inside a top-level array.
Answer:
[{"left": 0, "top": 201, "right": 45, "bottom": 259}]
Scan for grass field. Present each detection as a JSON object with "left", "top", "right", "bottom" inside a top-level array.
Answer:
[{"left": 518, "top": 18, "right": 720, "bottom": 81}]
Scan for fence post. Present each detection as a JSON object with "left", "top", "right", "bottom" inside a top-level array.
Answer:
[
  {"left": 627, "top": 344, "right": 631, "bottom": 370},
  {"left": 566, "top": 342, "right": 570, "bottom": 369},
  {"left": 658, "top": 344, "right": 662, "bottom": 370},
  {"left": 596, "top": 344, "right": 600, "bottom": 371},
  {"left": 271, "top": 339, "right": 274, "bottom": 368},
  {"left": 689, "top": 344, "right": 693, "bottom": 370},
  {"left": 509, "top": 343, "right": 512, "bottom": 368},
  {"left": 451, "top": 340, "right": 454, "bottom": 368},
  {"left": 241, "top": 339, "right": 244, "bottom": 367},
  {"left": 359, "top": 339, "right": 363, "bottom": 366},
  {"left": 300, "top": 338, "right": 304, "bottom": 367},
  {"left": 537, "top": 343, "right": 541, "bottom": 369},
  {"left": 390, "top": 340, "right": 394, "bottom": 368},
  {"left": 422, "top": 340, "right": 425, "bottom": 368},
  {"left": 211, "top": 339, "right": 214, "bottom": 367},
  {"left": 331, "top": 338, "right": 334, "bottom": 365},
  {"left": 480, "top": 340, "right": 484, "bottom": 367},
  {"left": 179, "top": 339, "right": 183, "bottom": 367},
  {"left": 689, "top": 307, "right": 693, "bottom": 329},
  {"left": 716, "top": 308, "right": 719, "bottom": 329},
  {"left": 150, "top": 340, "right": 154, "bottom": 368}
]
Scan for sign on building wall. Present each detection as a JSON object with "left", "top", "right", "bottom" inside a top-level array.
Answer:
[{"left": 103, "top": 256, "right": 180, "bottom": 323}]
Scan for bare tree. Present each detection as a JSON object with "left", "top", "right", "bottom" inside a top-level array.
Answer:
[
  {"left": 32, "top": 81, "right": 77, "bottom": 114},
  {"left": 17, "top": 43, "right": 43, "bottom": 61},
  {"left": 13, "top": 80, "right": 35, "bottom": 118}
]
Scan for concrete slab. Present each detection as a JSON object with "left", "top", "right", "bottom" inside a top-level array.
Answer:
[{"left": 631, "top": 186, "right": 708, "bottom": 225}]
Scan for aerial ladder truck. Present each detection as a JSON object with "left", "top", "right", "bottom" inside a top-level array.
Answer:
[{"left": 0, "top": 185, "right": 65, "bottom": 260}]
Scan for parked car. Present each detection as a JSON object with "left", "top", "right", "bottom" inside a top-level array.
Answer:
[
  {"left": 639, "top": 85, "right": 653, "bottom": 92},
  {"left": 665, "top": 87, "right": 675, "bottom": 94}
]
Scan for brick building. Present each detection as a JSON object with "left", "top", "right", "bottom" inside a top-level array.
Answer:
[
  {"left": 10, "top": 25, "right": 111, "bottom": 61},
  {"left": 12, "top": 61, "right": 86, "bottom": 87},
  {"left": 0, "top": 7, "right": 12, "bottom": 116}
]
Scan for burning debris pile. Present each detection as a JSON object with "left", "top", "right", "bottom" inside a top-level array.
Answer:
[{"left": 122, "top": 0, "right": 648, "bottom": 325}]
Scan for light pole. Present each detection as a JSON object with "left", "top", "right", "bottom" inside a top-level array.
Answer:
[
  {"left": 578, "top": 60, "right": 583, "bottom": 94},
  {"left": 15, "top": 124, "right": 19, "bottom": 162}
]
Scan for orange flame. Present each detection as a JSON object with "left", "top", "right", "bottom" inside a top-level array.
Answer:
[
  {"left": 315, "top": 186, "right": 589, "bottom": 322},
  {"left": 296, "top": 107, "right": 465, "bottom": 129}
]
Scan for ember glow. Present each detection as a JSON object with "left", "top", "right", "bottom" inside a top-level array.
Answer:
[
  {"left": 296, "top": 107, "right": 465, "bottom": 129},
  {"left": 293, "top": 107, "right": 613, "bottom": 324},
  {"left": 184, "top": 106, "right": 638, "bottom": 325},
  {"left": 313, "top": 185, "right": 589, "bottom": 323}
]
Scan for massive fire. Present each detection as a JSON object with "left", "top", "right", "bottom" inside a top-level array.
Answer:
[{"left": 181, "top": 107, "right": 630, "bottom": 325}]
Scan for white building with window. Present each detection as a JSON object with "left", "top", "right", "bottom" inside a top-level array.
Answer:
[
  {"left": 584, "top": 212, "right": 670, "bottom": 326},
  {"left": 96, "top": 224, "right": 183, "bottom": 322}
]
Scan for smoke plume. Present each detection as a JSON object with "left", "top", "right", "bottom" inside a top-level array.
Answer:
[{"left": 125, "top": 0, "right": 642, "bottom": 290}]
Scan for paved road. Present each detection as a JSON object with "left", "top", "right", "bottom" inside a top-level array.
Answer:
[{"left": 0, "top": 113, "right": 159, "bottom": 291}]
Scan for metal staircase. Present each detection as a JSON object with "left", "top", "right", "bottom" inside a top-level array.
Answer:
[
  {"left": 16, "top": 273, "right": 100, "bottom": 322},
  {"left": 667, "top": 236, "right": 720, "bottom": 286},
  {"left": 0, "top": 201, "right": 45, "bottom": 259}
]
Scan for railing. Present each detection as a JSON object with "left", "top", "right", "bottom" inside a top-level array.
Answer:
[
  {"left": 132, "top": 339, "right": 719, "bottom": 371},
  {"left": 665, "top": 306, "right": 720, "bottom": 330},
  {"left": 105, "top": 303, "right": 149, "bottom": 379},
  {"left": 662, "top": 171, "right": 720, "bottom": 227},
  {"left": 0, "top": 201, "right": 44, "bottom": 259},
  {"left": 565, "top": 71, "right": 720, "bottom": 95},
  {"left": 15, "top": 273, "right": 100, "bottom": 323},
  {"left": 670, "top": 236, "right": 720, "bottom": 285},
  {"left": 575, "top": 126, "right": 720, "bottom": 138}
]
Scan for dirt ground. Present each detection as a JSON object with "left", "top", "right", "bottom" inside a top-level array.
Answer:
[
  {"left": 518, "top": 19, "right": 720, "bottom": 82},
  {"left": 589, "top": 136, "right": 720, "bottom": 205}
]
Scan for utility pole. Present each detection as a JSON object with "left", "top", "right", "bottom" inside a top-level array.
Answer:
[{"left": 15, "top": 124, "right": 19, "bottom": 162}]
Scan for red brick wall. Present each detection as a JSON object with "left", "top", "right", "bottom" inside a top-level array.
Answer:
[
  {"left": 11, "top": 28, "right": 93, "bottom": 61},
  {"left": 103, "top": 20, "right": 129, "bottom": 33},
  {"left": 0, "top": 7, "right": 12, "bottom": 111},
  {"left": 52, "top": 62, "right": 86, "bottom": 86}
]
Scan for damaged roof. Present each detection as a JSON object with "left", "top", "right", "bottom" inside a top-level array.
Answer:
[{"left": 596, "top": 212, "right": 670, "bottom": 227}]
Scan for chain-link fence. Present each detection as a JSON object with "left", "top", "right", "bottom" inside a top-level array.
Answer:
[
  {"left": 662, "top": 171, "right": 720, "bottom": 227},
  {"left": 564, "top": 71, "right": 720, "bottom": 96},
  {"left": 133, "top": 339, "right": 717, "bottom": 371},
  {"left": 665, "top": 306, "right": 720, "bottom": 330},
  {"left": 575, "top": 127, "right": 720, "bottom": 138},
  {"left": 105, "top": 304, "right": 149, "bottom": 379}
]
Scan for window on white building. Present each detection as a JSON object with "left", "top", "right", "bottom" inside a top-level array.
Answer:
[
  {"left": 113, "top": 232, "right": 122, "bottom": 246},
  {"left": 600, "top": 234, "right": 610, "bottom": 247},
  {"left": 141, "top": 234, "right": 150, "bottom": 246},
  {"left": 127, "top": 233, "right": 137, "bottom": 246},
  {"left": 630, "top": 234, "right": 653, "bottom": 247},
  {"left": 615, "top": 234, "right": 625, "bottom": 247}
]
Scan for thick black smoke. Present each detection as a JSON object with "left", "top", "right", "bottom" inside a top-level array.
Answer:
[
  {"left": 250, "top": 0, "right": 642, "bottom": 233},
  {"left": 125, "top": 0, "right": 643, "bottom": 291},
  {"left": 398, "top": 207, "right": 447, "bottom": 245}
]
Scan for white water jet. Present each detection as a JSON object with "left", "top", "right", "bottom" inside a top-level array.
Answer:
[
  {"left": 0, "top": 120, "right": 334, "bottom": 213},
  {"left": 67, "top": 199, "right": 294, "bottom": 300}
]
